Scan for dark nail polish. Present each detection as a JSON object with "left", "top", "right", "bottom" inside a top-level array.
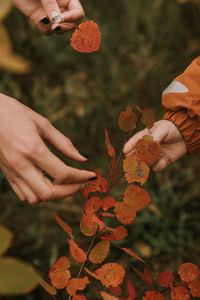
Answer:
[
  {"left": 79, "top": 151, "right": 90, "bottom": 159},
  {"left": 53, "top": 26, "right": 61, "bottom": 32},
  {"left": 40, "top": 17, "right": 50, "bottom": 25},
  {"left": 90, "top": 176, "right": 98, "bottom": 181}
]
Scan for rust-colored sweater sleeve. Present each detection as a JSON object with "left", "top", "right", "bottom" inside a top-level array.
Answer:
[{"left": 162, "top": 56, "right": 200, "bottom": 154}]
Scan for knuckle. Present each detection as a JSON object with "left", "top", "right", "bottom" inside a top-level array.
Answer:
[
  {"left": 40, "top": 117, "right": 51, "bottom": 128},
  {"left": 40, "top": 188, "right": 55, "bottom": 201},
  {"left": 79, "top": 9, "right": 85, "bottom": 19}
]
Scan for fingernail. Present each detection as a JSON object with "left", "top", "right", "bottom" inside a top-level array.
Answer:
[
  {"left": 53, "top": 26, "right": 62, "bottom": 33},
  {"left": 79, "top": 151, "right": 90, "bottom": 159},
  {"left": 80, "top": 184, "right": 86, "bottom": 189},
  {"left": 40, "top": 17, "right": 50, "bottom": 25},
  {"left": 90, "top": 176, "right": 98, "bottom": 181},
  {"left": 51, "top": 11, "right": 62, "bottom": 23}
]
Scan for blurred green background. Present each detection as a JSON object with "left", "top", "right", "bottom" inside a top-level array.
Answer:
[{"left": 0, "top": 0, "right": 200, "bottom": 299}]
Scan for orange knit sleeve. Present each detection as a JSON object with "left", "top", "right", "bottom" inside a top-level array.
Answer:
[{"left": 162, "top": 57, "right": 200, "bottom": 154}]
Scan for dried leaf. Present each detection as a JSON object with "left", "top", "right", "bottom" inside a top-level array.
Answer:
[
  {"left": 171, "top": 286, "right": 191, "bottom": 300},
  {"left": 141, "top": 108, "right": 155, "bottom": 129},
  {"left": 188, "top": 280, "right": 200, "bottom": 297},
  {"left": 142, "top": 290, "right": 164, "bottom": 300},
  {"left": 82, "top": 171, "right": 110, "bottom": 198},
  {"left": 101, "top": 226, "right": 128, "bottom": 241},
  {"left": 93, "top": 263, "right": 125, "bottom": 288},
  {"left": 102, "top": 196, "right": 116, "bottom": 211},
  {"left": 69, "top": 239, "right": 87, "bottom": 264},
  {"left": 84, "top": 196, "right": 101, "bottom": 215},
  {"left": 157, "top": 271, "right": 174, "bottom": 288},
  {"left": 123, "top": 185, "right": 151, "bottom": 212},
  {"left": 49, "top": 256, "right": 71, "bottom": 289},
  {"left": 72, "top": 295, "right": 87, "bottom": 300},
  {"left": 127, "top": 280, "right": 136, "bottom": 298},
  {"left": 105, "top": 130, "right": 116, "bottom": 158},
  {"left": 118, "top": 106, "right": 137, "bottom": 132},
  {"left": 38, "top": 277, "right": 57, "bottom": 296},
  {"left": 55, "top": 214, "right": 73, "bottom": 239},
  {"left": 80, "top": 217, "right": 97, "bottom": 237},
  {"left": 66, "top": 276, "right": 89, "bottom": 296},
  {"left": 144, "top": 267, "right": 153, "bottom": 285},
  {"left": 108, "top": 285, "right": 122, "bottom": 296},
  {"left": 123, "top": 154, "right": 150, "bottom": 185},
  {"left": 89, "top": 241, "right": 110, "bottom": 264},
  {"left": 120, "top": 247, "right": 144, "bottom": 262},
  {"left": 114, "top": 202, "right": 136, "bottom": 225},
  {"left": 178, "top": 262, "right": 199, "bottom": 283},
  {"left": 100, "top": 291, "right": 119, "bottom": 300},
  {"left": 135, "top": 135, "right": 162, "bottom": 166},
  {"left": 71, "top": 20, "right": 101, "bottom": 53}
]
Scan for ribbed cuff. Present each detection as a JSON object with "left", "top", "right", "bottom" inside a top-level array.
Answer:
[{"left": 163, "top": 110, "right": 200, "bottom": 155}]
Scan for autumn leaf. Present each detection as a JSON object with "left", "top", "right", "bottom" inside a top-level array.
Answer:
[
  {"left": 84, "top": 196, "right": 102, "bottom": 214},
  {"left": 157, "top": 271, "right": 174, "bottom": 288},
  {"left": 114, "top": 202, "right": 136, "bottom": 225},
  {"left": 101, "top": 196, "right": 116, "bottom": 211},
  {"left": 101, "top": 226, "right": 128, "bottom": 241},
  {"left": 100, "top": 291, "right": 119, "bottom": 300},
  {"left": 66, "top": 276, "right": 89, "bottom": 296},
  {"left": 49, "top": 256, "right": 71, "bottom": 289},
  {"left": 71, "top": 20, "right": 101, "bottom": 53},
  {"left": 86, "top": 263, "right": 125, "bottom": 288},
  {"left": 69, "top": 239, "right": 87, "bottom": 264},
  {"left": 123, "top": 184, "right": 151, "bottom": 212},
  {"left": 171, "top": 286, "right": 191, "bottom": 300},
  {"left": 89, "top": 241, "right": 110, "bottom": 264},
  {"left": 126, "top": 280, "right": 136, "bottom": 299},
  {"left": 123, "top": 154, "right": 150, "bottom": 185},
  {"left": 141, "top": 108, "right": 155, "bottom": 129},
  {"left": 72, "top": 295, "right": 87, "bottom": 300},
  {"left": 108, "top": 285, "right": 122, "bottom": 296},
  {"left": 144, "top": 267, "right": 153, "bottom": 285},
  {"left": 118, "top": 106, "right": 137, "bottom": 132},
  {"left": 188, "top": 280, "right": 200, "bottom": 297},
  {"left": 55, "top": 214, "right": 73, "bottom": 239},
  {"left": 120, "top": 247, "right": 144, "bottom": 262},
  {"left": 38, "top": 277, "right": 57, "bottom": 296},
  {"left": 178, "top": 262, "right": 199, "bottom": 282},
  {"left": 80, "top": 217, "right": 97, "bottom": 237},
  {"left": 82, "top": 171, "right": 110, "bottom": 199},
  {"left": 142, "top": 290, "right": 164, "bottom": 300},
  {"left": 105, "top": 130, "right": 116, "bottom": 158},
  {"left": 135, "top": 135, "right": 162, "bottom": 166}
]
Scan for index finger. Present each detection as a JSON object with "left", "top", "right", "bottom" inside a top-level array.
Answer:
[{"left": 61, "top": 0, "right": 85, "bottom": 22}]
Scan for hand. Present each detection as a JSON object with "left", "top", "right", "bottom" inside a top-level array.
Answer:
[
  {"left": 123, "top": 120, "right": 188, "bottom": 172},
  {"left": 13, "top": 0, "right": 84, "bottom": 35},
  {"left": 0, "top": 93, "right": 96, "bottom": 204}
]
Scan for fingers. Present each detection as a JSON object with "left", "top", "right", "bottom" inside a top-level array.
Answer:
[
  {"left": 41, "top": 0, "right": 62, "bottom": 23},
  {"left": 152, "top": 155, "right": 171, "bottom": 172},
  {"left": 123, "top": 128, "right": 149, "bottom": 154},
  {"left": 38, "top": 118, "right": 89, "bottom": 162},
  {"left": 61, "top": 0, "right": 84, "bottom": 22}
]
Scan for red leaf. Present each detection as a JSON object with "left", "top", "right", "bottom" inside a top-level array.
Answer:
[
  {"left": 84, "top": 196, "right": 102, "bottom": 214},
  {"left": 127, "top": 280, "right": 136, "bottom": 298},
  {"left": 72, "top": 295, "right": 87, "bottom": 300},
  {"left": 105, "top": 130, "right": 116, "bottom": 158},
  {"left": 80, "top": 216, "right": 97, "bottom": 237},
  {"left": 49, "top": 256, "right": 71, "bottom": 289},
  {"left": 188, "top": 280, "right": 200, "bottom": 297},
  {"left": 171, "top": 286, "right": 191, "bottom": 300},
  {"left": 123, "top": 185, "right": 151, "bottom": 212},
  {"left": 135, "top": 135, "right": 162, "bottom": 167},
  {"left": 69, "top": 239, "right": 87, "bottom": 263},
  {"left": 71, "top": 20, "right": 101, "bottom": 53},
  {"left": 178, "top": 262, "right": 199, "bottom": 283},
  {"left": 81, "top": 171, "right": 109, "bottom": 198},
  {"left": 66, "top": 276, "right": 89, "bottom": 296},
  {"left": 114, "top": 202, "right": 136, "bottom": 225},
  {"left": 101, "top": 226, "right": 128, "bottom": 241},
  {"left": 144, "top": 267, "right": 153, "bottom": 286},
  {"left": 120, "top": 247, "right": 144, "bottom": 262},
  {"left": 55, "top": 214, "right": 73, "bottom": 239},
  {"left": 102, "top": 196, "right": 116, "bottom": 211},
  {"left": 141, "top": 108, "right": 155, "bottom": 129},
  {"left": 118, "top": 106, "right": 137, "bottom": 132},
  {"left": 142, "top": 290, "right": 164, "bottom": 300},
  {"left": 123, "top": 154, "right": 150, "bottom": 185},
  {"left": 157, "top": 271, "right": 174, "bottom": 288},
  {"left": 100, "top": 291, "right": 119, "bottom": 300},
  {"left": 108, "top": 285, "right": 122, "bottom": 296}
]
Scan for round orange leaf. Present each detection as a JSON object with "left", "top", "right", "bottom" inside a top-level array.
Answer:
[
  {"left": 188, "top": 280, "right": 200, "bottom": 297},
  {"left": 101, "top": 226, "right": 128, "bottom": 241},
  {"left": 123, "top": 184, "right": 151, "bottom": 212},
  {"left": 95, "top": 263, "right": 125, "bottom": 288},
  {"left": 114, "top": 202, "right": 136, "bottom": 225},
  {"left": 69, "top": 239, "right": 87, "bottom": 264},
  {"left": 49, "top": 256, "right": 71, "bottom": 289},
  {"left": 141, "top": 108, "right": 155, "bottom": 129},
  {"left": 66, "top": 276, "right": 89, "bottom": 296},
  {"left": 84, "top": 196, "right": 101, "bottom": 214},
  {"left": 142, "top": 290, "right": 164, "bottom": 300},
  {"left": 118, "top": 106, "right": 137, "bottom": 132},
  {"left": 102, "top": 196, "right": 116, "bottom": 211},
  {"left": 100, "top": 291, "right": 119, "bottom": 300},
  {"left": 157, "top": 271, "right": 174, "bottom": 287},
  {"left": 89, "top": 241, "right": 110, "bottom": 264},
  {"left": 123, "top": 154, "right": 150, "bottom": 185},
  {"left": 80, "top": 217, "right": 97, "bottom": 237},
  {"left": 70, "top": 20, "right": 101, "bottom": 53},
  {"left": 178, "top": 262, "right": 199, "bottom": 282},
  {"left": 171, "top": 286, "right": 191, "bottom": 300}
]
